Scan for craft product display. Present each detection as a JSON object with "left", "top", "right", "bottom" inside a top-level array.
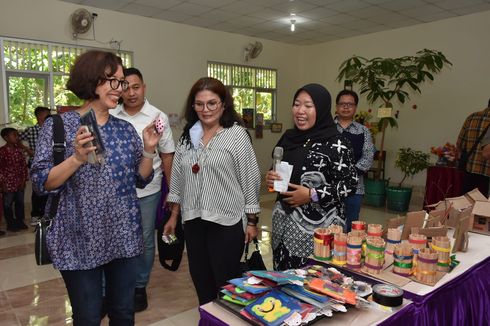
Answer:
[
  {"left": 363, "top": 237, "right": 386, "bottom": 275},
  {"left": 332, "top": 232, "right": 347, "bottom": 266},
  {"left": 350, "top": 230, "right": 367, "bottom": 262},
  {"left": 385, "top": 228, "right": 402, "bottom": 255},
  {"left": 346, "top": 232, "right": 363, "bottom": 271},
  {"left": 351, "top": 220, "right": 366, "bottom": 231},
  {"left": 431, "top": 236, "right": 451, "bottom": 272},
  {"left": 329, "top": 224, "right": 344, "bottom": 235},
  {"left": 216, "top": 264, "right": 401, "bottom": 326},
  {"left": 372, "top": 284, "right": 404, "bottom": 307},
  {"left": 408, "top": 233, "right": 427, "bottom": 263},
  {"left": 414, "top": 248, "right": 438, "bottom": 284},
  {"left": 392, "top": 243, "right": 414, "bottom": 277},
  {"left": 313, "top": 228, "right": 333, "bottom": 261},
  {"left": 367, "top": 224, "right": 383, "bottom": 237}
]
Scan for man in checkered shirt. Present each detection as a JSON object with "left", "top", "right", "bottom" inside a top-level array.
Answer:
[{"left": 20, "top": 106, "right": 51, "bottom": 225}]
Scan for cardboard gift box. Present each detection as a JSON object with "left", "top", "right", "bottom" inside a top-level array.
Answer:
[{"left": 472, "top": 200, "right": 490, "bottom": 235}]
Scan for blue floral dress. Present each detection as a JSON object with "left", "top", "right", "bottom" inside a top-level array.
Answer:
[{"left": 31, "top": 111, "right": 153, "bottom": 270}]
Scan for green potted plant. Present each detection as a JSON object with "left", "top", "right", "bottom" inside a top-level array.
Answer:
[
  {"left": 336, "top": 49, "right": 452, "bottom": 206},
  {"left": 386, "top": 147, "right": 430, "bottom": 212}
]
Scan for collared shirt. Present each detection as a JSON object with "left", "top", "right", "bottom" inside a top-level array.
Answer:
[
  {"left": 457, "top": 107, "right": 490, "bottom": 176},
  {"left": 111, "top": 99, "right": 175, "bottom": 198},
  {"left": 0, "top": 145, "right": 28, "bottom": 192},
  {"left": 167, "top": 124, "right": 261, "bottom": 226},
  {"left": 20, "top": 124, "right": 40, "bottom": 164},
  {"left": 30, "top": 111, "right": 153, "bottom": 270},
  {"left": 335, "top": 118, "right": 375, "bottom": 194}
]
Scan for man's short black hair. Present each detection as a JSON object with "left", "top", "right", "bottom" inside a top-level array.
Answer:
[
  {"left": 335, "top": 89, "right": 359, "bottom": 105},
  {"left": 123, "top": 67, "right": 144, "bottom": 81},
  {"left": 34, "top": 106, "right": 50, "bottom": 117}
]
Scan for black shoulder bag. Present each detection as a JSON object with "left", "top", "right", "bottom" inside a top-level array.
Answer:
[
  {"left": 35, "top": 114, "right": 65, "bottom": 265},
  {"left": 458, "top": 122, "right": 490, "bottom": 171}
]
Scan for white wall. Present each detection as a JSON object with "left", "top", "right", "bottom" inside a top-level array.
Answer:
[
  {"left": 0, "top": 0, "right": 298, "bottom": 172},
  {"left": 298, "top": 10, "right": 490, "bottom": 187},
  {"left": 2, "top": 0, "right": 490, "bottom": 187}
]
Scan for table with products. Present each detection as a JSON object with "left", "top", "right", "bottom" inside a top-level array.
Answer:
[{"left": 198, "top": 231, "right": 490, "bottom": 326}]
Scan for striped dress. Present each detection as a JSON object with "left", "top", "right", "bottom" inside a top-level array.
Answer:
[{"left": 167, "top": 123, "right": 261, "bottom": 226}]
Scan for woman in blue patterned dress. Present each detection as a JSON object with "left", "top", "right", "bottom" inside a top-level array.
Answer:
[
  {"left": 265, "top": 84, "right": 358, "bottom": 270},
  {"left": 30, "top": 50, "right": 161, "bottom": 325}
]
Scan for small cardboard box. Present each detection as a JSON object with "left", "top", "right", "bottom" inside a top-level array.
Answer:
[{"left": 471, "top": 201, "right": 490, "bottom": 235}]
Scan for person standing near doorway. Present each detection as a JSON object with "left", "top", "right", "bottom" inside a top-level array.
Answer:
[
  {"left": 20, "top": 106, "right": 51, "bottom": 226},
  {"left": 334, "top": 90, "right": 375, "bottom": 232},
  {"left": 112, "top": 67, "right": 175, "bottom": 312}
]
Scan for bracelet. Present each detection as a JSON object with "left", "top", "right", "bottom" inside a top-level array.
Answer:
[
  {"left": 142, "top": 149, "right": 157, "bottom": 159},
  {"left": 247, "top": 216, "right": 259, "bottom": 225}
]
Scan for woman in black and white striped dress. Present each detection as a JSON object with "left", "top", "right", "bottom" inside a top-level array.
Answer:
[{"left": 163, "top": 77, "right": 261, "bottom": 305}]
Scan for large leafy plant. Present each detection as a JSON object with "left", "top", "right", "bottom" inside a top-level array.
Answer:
[
  {"left": 336, "top": 49, "right": 452, "bottom": 180},
  {"left": 395, "top": 148, "right": 430, "bottom": 188}
]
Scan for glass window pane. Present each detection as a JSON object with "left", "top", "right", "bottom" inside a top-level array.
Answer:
[
  {"left": 232, "top": 87, "right": 254, "bottom": 114},
  {"left": 256, "top": 91, "right": 272, "bottom": 121},
  {"left": 4, "top": 41, "right": 49, "bottom": 72},
  {"left": 53, "top": 75, "right": 83, "bottom": 106},
  {"left": 8, "top": 76, "right": 47, "bottom": 126}
]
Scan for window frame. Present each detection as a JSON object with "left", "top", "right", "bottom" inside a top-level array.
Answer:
[
  {"left": 207, "top": 61, "right": 277, "bottom": 128},
  {"left": 1, "top": 37, "right": 133, "bottom": 126}
]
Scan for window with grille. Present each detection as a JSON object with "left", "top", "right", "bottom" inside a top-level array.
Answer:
[
  {"left": 1, "top": 37, "right": 133, "bottom": 126},
  {"left": 208, "top": 61, "right": 277, "bottom": 128}
]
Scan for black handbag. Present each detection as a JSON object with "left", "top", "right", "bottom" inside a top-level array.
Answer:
[
  {"left": 240, "top": 239, "right": 266, "bottom": 272},
  {"left": 156, "top": 210, "right": 185, "bottom": 271},
  {"left": 35, "top": 114, "right": 64, "bottom": 266}
]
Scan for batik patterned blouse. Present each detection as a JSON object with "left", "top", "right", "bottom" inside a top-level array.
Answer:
[
  {"left": 30, "top": 111, "right": 153, "bottom": 270},
  {"left": 272, "top": 134, "right": 358, "bottom": 259}
]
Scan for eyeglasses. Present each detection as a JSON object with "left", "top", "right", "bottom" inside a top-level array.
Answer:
[
  {"left": 336, "top": 102, "right": 356, "bottom": 108},
  {"left": 193, "top": 101, "right": 222, "bottom": 111},
  {"left": 104, "top": 77, "right": 129, "bottom": 91}
]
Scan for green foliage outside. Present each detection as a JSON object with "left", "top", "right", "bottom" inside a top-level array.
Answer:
[
  {"left": 3, "top": 40, "right": 131, "bottom": 127},
  {"left": 209, "top": 62, "right": 276, "bottom": 126}
]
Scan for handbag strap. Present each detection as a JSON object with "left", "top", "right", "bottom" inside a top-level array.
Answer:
[
  {"left": 244, "top": 238, "right": 260, "bottom": 258},
  {"left": 49, "top": 114, "right": 65, "bottom": 218},
  {"left": 466, "top": 121, "right": 490, "bottom": 158}
]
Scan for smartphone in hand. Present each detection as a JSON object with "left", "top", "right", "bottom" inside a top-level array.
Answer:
[{"left": 80, "top": 109, "right": 106, "bottom": 164}]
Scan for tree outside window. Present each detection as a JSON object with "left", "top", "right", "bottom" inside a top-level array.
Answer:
[
  {"left": 208, "top": 61, "right": 276, "bottom": 128},
  {"left": 2, "top": 38, "right": 132, "bottom": 127}
]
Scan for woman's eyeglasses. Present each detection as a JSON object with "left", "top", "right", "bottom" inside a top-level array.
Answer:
[
  {"left": 104, "top": 77, "right": 129, "bottom": 91},
  {"left": 193, "top": 101, "right": 222, "bottom": 111}
]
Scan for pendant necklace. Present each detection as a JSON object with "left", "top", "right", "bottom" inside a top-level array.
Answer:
[{"left": 191, "top": 127, "right": 221, "bottom": 174}]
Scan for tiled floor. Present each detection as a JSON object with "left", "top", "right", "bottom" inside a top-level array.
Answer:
[{"left": 0, "top": 189, "right": 423, "bottom": 325}]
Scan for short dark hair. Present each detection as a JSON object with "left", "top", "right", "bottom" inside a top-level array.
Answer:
[
  {"left": 123, "top": 67, "right": 143, "bottom": 81},
  {"left": 336, "top": 89, "right": 359, "bottom": 105},
  {"left": 34, "top": 106, "right": 50, "bottom": 117},
  {"left": 181, "top": 77, "right": 244, "bottom": 146},
  {"left": 66, "top": 50, "right": 123, "bottom": 100},
  {"left": 488, "top": 98, "right": 490, "bottom": 108},
  {"left": 1, "top": 127, "right": 17, "bottom": 139}
]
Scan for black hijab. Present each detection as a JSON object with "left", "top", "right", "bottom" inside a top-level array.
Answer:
[
  {"left": 278, "top": 83, "right": 338, "bottom": 151},
  {"left": 275, "top": 83, "right": 339, "bottom": 186}
]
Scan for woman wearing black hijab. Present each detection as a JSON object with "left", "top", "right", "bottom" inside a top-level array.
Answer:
[{"left": 265, "top": 84, "right": 358, "bottom": 270}]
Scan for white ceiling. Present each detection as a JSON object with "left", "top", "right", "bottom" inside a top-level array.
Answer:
[{"left": 60, "top": 0, "right": 490, "bottom": 45}]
